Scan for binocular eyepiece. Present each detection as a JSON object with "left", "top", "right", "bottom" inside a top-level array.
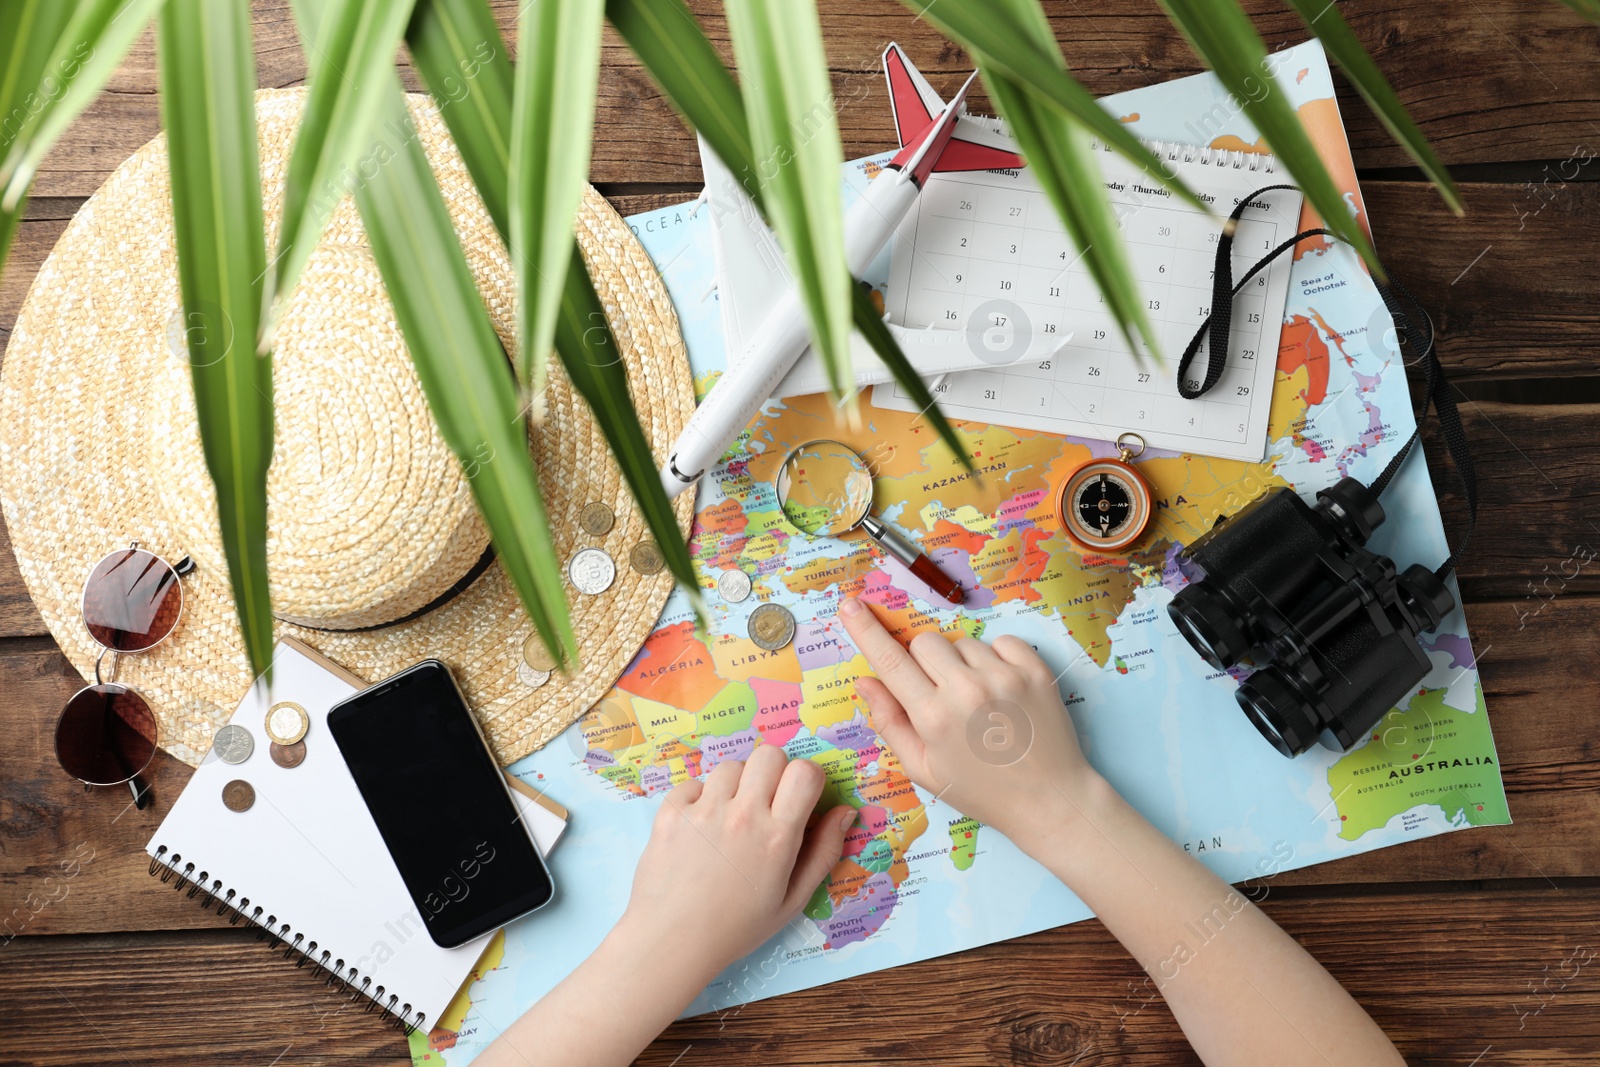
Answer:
[{"left": 1168, "top": 478, "right": 1454, "bottom": 758}]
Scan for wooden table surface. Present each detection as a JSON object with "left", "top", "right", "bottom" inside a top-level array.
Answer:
[{"left": 3, "top": 2, "right": 1598, "bottom": 1064}]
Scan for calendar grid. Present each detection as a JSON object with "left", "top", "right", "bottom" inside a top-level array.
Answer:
[{"left": 874, "top": 140, "right": 1303, "bottom": 462}]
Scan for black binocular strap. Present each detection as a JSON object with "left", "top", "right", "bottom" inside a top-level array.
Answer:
[{"left": 1177, "top": 184, "right": 1478, "bottom": 580}]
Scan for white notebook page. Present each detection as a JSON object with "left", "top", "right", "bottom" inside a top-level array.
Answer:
[{"left": 145, "top": 640, "right": 563, "bottom": 1030}]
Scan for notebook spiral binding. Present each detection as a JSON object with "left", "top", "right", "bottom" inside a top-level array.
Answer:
[
  {"left": 148, "top": 845, "right": 427, "bottom": 1037},
  {"left": 1089, "top": 135, "right": 1282, "bottom": 174},
  {"left": 963, "top": 106, "right": 1281, "bottom": 174}
]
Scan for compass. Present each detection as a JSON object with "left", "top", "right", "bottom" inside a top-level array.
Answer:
[{"left": 1054, "top": 433, "right": 1154, "bottom": 554}]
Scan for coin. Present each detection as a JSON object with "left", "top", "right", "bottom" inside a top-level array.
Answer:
[
  {"left": 265, "top": 701, "right": 309, "bottom": 745},
  {"left": 578, "top": 502, "right": 615, "bottom": 537},
  {"left": 523, "top": 633, "right": 558, "bottom": 672},
  {"left": 270, "top": 741, "right": 307, "bottom": 769},
  {"left": 629, "top": 540, "right": 665, "bottom": 576},
  {"left": 568, "top": 547, "right": 616, "bottom": 595},
  {"left": 212, "top": 724, "right": 254, "bottom": 765},
  {"left": 717, "top": 568, "right": 753, "bottom": 603},
  {"left": 518, "top": 661, "right": 551, "bottom": 689},
  {"left": 221, "top": 779, "right": 256, "bottom": 813},
  {"left": 748, "top": 603, "right": 796, "bottom": 651}
]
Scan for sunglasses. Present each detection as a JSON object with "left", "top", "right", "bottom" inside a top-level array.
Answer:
[{"left": 54, "top": 543, "right": 194, "bottom": 810}]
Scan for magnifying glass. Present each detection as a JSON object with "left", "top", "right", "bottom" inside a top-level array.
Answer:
[{"left": 774, "top": 439, "right": 965, "bottom": 605}]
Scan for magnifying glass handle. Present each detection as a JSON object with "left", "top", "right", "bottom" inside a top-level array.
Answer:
[{"left": 860, "top": 516, "right": 965, "bottom": 605}]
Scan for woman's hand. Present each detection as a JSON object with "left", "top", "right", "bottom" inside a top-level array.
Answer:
[
  {"left": 621, "top": 744, "right": 855, "bottom": 976},
  {"left": 838, "top": 596, "right": 1100, "bottom": 846}
]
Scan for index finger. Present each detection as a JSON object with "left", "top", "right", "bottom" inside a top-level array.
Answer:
[{"left": 839, "top": 598, "right": 936, "bottom": 705}]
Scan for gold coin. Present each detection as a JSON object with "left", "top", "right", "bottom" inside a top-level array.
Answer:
[
  {"left": 221, "top": 779, "right": 255, "bottom": 813},
  {"left": 270, "top": 741, "right": 307, "bottom": 769},
  {"left": 264, "top": 701, "right": 309, "bottom": 745},
  {"left": 748, "top": 603, "right": 796, "bottom": 651},
  {"left": 579, "top": 502, "right": 615, "bottom": 537},
  {"left": 629, "top": 540, "right": 665, "bottom": 575},
  {"left": 523, "top": 633, "right": 558, "bottom": 672}
]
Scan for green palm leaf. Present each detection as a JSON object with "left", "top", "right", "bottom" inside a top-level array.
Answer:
[
  {"left": 359, "top": 89, "right": 575, "bottom": 664},
  {"left": 895, "top": 0, "right": 1160, "bottom": 355},
  {"left": 1281, "top": 0, "right": 1460, "bottom": 215},
  {"left": 1551, "top": 0, "right": 1600, "bottom": 21},
  {"left": 0, "top": 176, "right": 17, "bottom": 271},
  {"left": 269, "top": 0, "right": 419, "bottom": 348},
  {"left": 900, "top": 0, "right": 1205, "bottom": 213},
  {"left": 722, "top": 0, "right": 852, "bottom": 400},
  {"left": 1, "top": 0, "right": 167, "bottom": 214},
  {"left": 404, "top": 0, "right": 514, "bottom": 234},
  {"left": 609, "top": 0, "right": 973, "bottom": 472},
  {"left": 1156, "top": 0, "right": 1381, "bottom": 274},
  {"left": 0, "top": 0, "right": 77, "bottom": 274},
  {"left": 156, "top": 0, "right": 275, "bottom": 680},
  {"left": 509, "top": 0, "right": 604, "bottom": 404},
  {"left": 605, "top": 0, "right": 754, "bottom": 206},
  {"left": 554, "top": 242, "right": 707, "bottom": 606},
  {"left": 850, "top": 286, "right": 973, "bottom": 472},
  {"left": 406, "top": 0, "right": 703, "bottom": 605},
  {"left": 982, "top": 63, "right": 1155, "bottom": 359},
  {"left": 293, "top": 0, "right": 575, "bottom": 665}
]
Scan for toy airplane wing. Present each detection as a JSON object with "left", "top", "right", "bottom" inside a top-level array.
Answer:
[
  {"left": 881, "top": 42, "right": 1023, "bottom": 175},
  {"left": 702, "top": 44, "right": 1060, "bottom": 399},
  {"left": 700, "top": 133, "right": 794, "bottom": 365}
]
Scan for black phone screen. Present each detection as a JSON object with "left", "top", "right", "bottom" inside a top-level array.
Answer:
[{"left": 327, "top": 660, "right": 553, "bottom": 947}]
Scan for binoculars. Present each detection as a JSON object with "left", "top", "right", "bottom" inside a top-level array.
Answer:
[{"left": 1168, "top": 478, "right": 1455, "bottom": 757}]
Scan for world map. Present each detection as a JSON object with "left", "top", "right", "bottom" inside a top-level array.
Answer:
[{"left": 411, "top": 39, "right": 1508, "bottom": 1065}]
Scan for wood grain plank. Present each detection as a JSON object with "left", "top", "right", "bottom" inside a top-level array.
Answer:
[
  {"left": 19, "top": 0, "right": 1600, "bottom": 200},
  {"left": 1424, "top": 401, "right": 1600, "bottom": 602},
  {"left": 3, "top": 590, "right": 1596, "bottom": 937},
  {"left": 2, "top": 930, "right": 412, "bottom": 1066},
  {"left": 1365, "top": 178, "right": 1600, "bottom": 384},
  {"left": 2, "top": 886, "right": 1596, "bottom": 1066}
]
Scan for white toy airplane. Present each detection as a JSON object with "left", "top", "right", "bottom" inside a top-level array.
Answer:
[{"left": 661, "top": 43, "right": 1063, "bottom": 498}]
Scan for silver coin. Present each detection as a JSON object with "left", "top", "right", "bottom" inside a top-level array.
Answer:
[
  {"left": 212, "top": 724, "right": 254, "bottom": 765},
  {"left": 717, "top": 568, "right": 753, "bottom": 603},
  {"left": 518, "top": 661, "right": 552, "bottom": 689},
  {"left": 568, "top": 548, "right": 616, "bottom": 595},
  {"left": 748, "top": 603, "right": 796, "bottom": 651}
]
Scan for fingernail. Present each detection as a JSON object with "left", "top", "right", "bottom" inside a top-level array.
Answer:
[
  {"left": 839, "top": 808, "right": 856, "bottom": 832},
  {"left": 841, "top": 599, "right": 862, "bottom": 618}
]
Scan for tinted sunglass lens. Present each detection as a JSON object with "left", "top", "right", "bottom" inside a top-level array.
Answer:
[
  {"left": 83, "top": 549, "right": 182, "bottom": 652},
  {"left": 55, "top": 684, "right": 158, "bottom": 786}
]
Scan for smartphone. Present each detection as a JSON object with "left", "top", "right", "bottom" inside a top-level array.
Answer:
[{"left": 327, "top": 659, "right": 554, "bottom": 948}]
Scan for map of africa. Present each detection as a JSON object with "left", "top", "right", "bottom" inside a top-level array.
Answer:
[{"left": 411, "top": 39, "right": 1508, "bottom": 1065}]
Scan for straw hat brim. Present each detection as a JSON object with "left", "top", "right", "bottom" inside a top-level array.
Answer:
[{"left": 0, "top": 88, "right": 695, "bottom": 767}]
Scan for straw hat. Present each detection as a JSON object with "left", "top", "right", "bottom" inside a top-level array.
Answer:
[{"left": 0, "top": 88, "right": 695, "bottom": 767}]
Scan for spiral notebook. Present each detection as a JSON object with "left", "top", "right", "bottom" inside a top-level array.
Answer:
[
  {"left": 873, "top": 136, "right": 1303, "bottom": 461},
  {"left": 145, "top": 638, "right": 567, "bottom": 1034}
]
